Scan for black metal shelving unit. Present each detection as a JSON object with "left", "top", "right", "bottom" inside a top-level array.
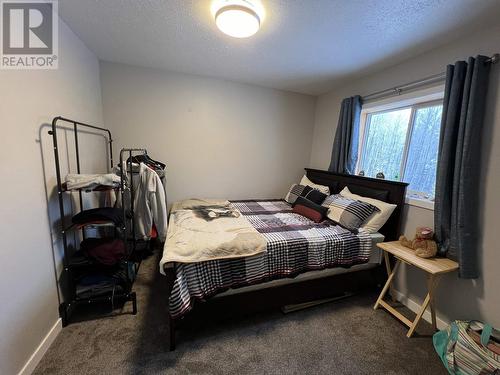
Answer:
[{"left": 49, "top": 116, "right": 146, "bottom": 326}]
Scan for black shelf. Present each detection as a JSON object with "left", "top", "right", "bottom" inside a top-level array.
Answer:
[
  {"left": 62, "top": 221, "right": 123, "bottom": 233},
  {"left": 67, "top": 257, "right": 125, "bottom": 270},
  {"left": 49, "top": 117, "right": 146, "bottom": 326},
  {"left": 74, "top": 290, "right": 133, "bottom": 303},
  {"left": 67, "top": 257, "right": 93, "bottom": 268},
  {"left": 62, "top": 185, "right": 120, "bottom": 193},
  {"left": 59, "top": 292, "right": 137, "bottom": 323}
]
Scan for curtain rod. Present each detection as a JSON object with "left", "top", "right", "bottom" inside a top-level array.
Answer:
[{"left": 362, "top": 53, "right": 499, "bottom": 102}]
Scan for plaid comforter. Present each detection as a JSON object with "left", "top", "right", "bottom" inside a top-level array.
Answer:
[{"left": 168, "top": 200, "right": 372, "bottom": 318}]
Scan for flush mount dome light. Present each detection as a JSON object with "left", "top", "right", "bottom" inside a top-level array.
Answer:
[{"left": 215, "top": 3, "right": 260, "bottom": 38}]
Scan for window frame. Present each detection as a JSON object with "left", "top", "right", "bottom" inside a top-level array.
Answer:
[{"left": 356, "top": 86, "right": 445, "bottom": 210}]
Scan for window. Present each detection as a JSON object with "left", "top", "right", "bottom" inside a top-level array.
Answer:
[{"left": 357, "top": 96, "right": 443, "bottom": 206}]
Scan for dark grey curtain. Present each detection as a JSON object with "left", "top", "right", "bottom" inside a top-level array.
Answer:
[
  {"left": 328, "top": 95, "right": 362, "bottom": 174},
  {"left": 434, "top": 55, "right": 491, "bottom": 279}
]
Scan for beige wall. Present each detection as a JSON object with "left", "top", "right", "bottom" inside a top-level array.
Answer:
[
  {"left": 100, "top": 62, "right": 317, "bottom": 205},
  {"left": 0, "top": 19, "right": 104, "bottom": 374},
  {"left": 309, "top": 24, "right": 500, "bottom": 328}
]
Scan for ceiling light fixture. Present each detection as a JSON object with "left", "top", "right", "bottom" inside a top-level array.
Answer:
[{"left": 215, "top": 2, "right": 260, "bottom": 38}]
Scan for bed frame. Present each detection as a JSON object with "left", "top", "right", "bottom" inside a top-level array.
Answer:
[{"left": 163, "top": 168, "right": 408, "bottom": 350}]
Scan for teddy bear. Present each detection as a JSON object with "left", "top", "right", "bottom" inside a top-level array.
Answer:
[{"left": 399, "top": 227, "right": 438, "bottom": 258}]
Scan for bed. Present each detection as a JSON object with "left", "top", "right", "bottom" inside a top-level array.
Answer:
[{"left": 162, "top": 168, "right": 408, "bottom": 350}]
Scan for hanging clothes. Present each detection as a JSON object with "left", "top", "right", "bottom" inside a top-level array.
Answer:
[
  {"left": 126, "top": 154, "right": 165, "bottom": 176},
  {"left": 134, "top": 162, "right": 167, "bottom": 241}
]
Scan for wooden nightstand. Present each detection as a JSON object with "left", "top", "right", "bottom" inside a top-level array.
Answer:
[{"left": 373, "top": 241, "right": 458, "bottom": 337}]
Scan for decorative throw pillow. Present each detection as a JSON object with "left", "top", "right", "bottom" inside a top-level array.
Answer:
[
  {"left": 300, "top": 175, "right": 330, "bottom": 195},
  {"left": 292, "top": 196, "right": 328, "bottom": 223},
  {"left": 302, "top": 188, "right": 327, "bottom": 205},
  {"left": 285, "top": 184, "right": 327, "bottom": 205},
  {"left": 323, "top": 194, "right": 380, "bottom": 230},
  {"left": 340, "top": 187, "right": 397, "bottom": 233},
  {"left": 285, "top": 184, "right": 312, "bottom": 204}
]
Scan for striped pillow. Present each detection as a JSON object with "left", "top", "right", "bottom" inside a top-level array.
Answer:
[
  {"left": 285, "top": 184, "right": 327, "bottom": 205},
  {"left": 285, "top": 184, "right": 311, "bottom": 204},
  {"left": 322, "top": 194, "right": 380, "bottom": 230}
]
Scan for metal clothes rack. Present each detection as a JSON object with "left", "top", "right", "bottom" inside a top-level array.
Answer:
[{"left": 49, "top": 116, "right": 141, "bottom": 326}]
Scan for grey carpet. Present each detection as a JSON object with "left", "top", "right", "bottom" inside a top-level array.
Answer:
[{"left": 34, "top": 251, "right": 446, "bottom": 375}]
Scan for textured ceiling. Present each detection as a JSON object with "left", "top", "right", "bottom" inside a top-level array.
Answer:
[{"left": 59, "top": 0, "right": 500, "bottom": 95}]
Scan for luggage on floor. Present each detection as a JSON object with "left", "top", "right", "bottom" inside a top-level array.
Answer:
[{"left": 433, "top": 320, "right": 500, "bottom": 374}]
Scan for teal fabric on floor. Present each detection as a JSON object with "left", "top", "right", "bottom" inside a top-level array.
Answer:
[{"left": 433, "top": 322, "right": 457, "bottom": 374}]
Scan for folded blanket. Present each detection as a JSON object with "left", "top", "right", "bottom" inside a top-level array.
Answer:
[
  {"left": 65, "top": 173, "right": 121, "bottom": 190},
  {"left": 160, "top": 199, "right": 267, "bottom": 265}
]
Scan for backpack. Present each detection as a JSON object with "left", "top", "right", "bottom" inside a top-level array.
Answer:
[{"left": 433, "top": 320, "right": 500, "bottom": 374}]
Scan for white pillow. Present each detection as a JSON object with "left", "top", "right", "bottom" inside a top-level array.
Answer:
[
  {"left": 340, "top": 187, "right": 396, "bottom": 233},
  {"left": 299, "top": 175, "right": 330, "bottom": 195}
]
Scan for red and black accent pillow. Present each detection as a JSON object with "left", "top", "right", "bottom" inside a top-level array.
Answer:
[{"left": 292, "top": 196, "right": 328, "bottom": 223}]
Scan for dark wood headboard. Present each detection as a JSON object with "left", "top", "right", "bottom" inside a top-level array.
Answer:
[{"left": 305, "top": 168, "right": 408, "bottom": 241}]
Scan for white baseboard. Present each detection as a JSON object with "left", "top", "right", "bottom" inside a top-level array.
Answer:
[
  {"left": 17, "top": 318, "right": 62, "bottom": 375},
  {"left": 392, "top": 288, "right": 448, "bottom": 330}
]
